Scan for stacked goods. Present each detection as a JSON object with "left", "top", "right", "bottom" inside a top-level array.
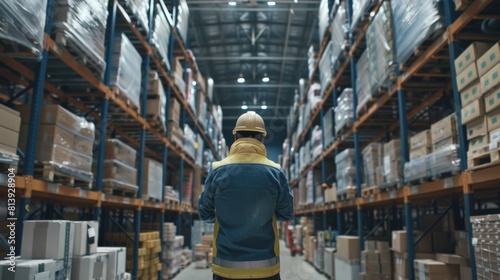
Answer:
[
  {"left": 299, "top": 141, "right": 311, "bottom": 171},
  {"left": 311, "top": 125, "right": 323, "bottom": 160},
  {"left": 181, "top": 249, "right": 192, "bottom": 268},
  {"left": 175, "top": 0, "right": 190, "bottom": 43},
  {"left": 305, "top": 235, "right": 317, "bottom": 264},
  {"left": 301, "top": 217, "right": 314, "bottom": 261},
  {"left": 428, "top": 115, "right": 461, "bottom": 177},
  {"left": 308, "top": 81, "right": 323, "bottom": 110},
  {"left": 381, "top": 139, "right": 402, "bottom": 187},
  {"left": 330, "top": 5, "right": 348, "bottom": 74},
  {"left": 110, "top": 34, "right": 142, "bottom": 112},
  {"left": 185, "top": 68, "right": 197, "bottom": 115},
  {"left": 335, "top": 88, "right": 354, "bottom": 135},
  {"left": 182, "top": 168, "right": 193, "bottom": 205},
  {"left": 351, "top": 0, "right": 373, "bottom": 29},
  {"left": 391, "top": 230, "right": 435, "bottom": 279},
  {"left": 184, "top": 124, "right": 196, "bottom": 160},
  {"left": 53, "top": 0, "right": 109, "bottom": 76},
  {"left": 298, "top": 178, "right": 307, "bottom": 205},
  {"left": 305, "top": 171, "right": 314, "bottom": 205},
  {"left": 359, "top": 240, "right": 391, "bottom": 279},
  {"left": 0, "top": 104, "right": 21, "bottom": 164},
  {"left": 319, "top": 41, "right": 333, "bottom": 96},
  {"left": 366, "top": 1, "right": 395, "bottom": 96},
  {"left": 0, "top": 0, "right": 47, "bottom": 59},
  {"left": 324, "top": 247, "right": 335, "bottom": 279},
  {"left": 102, "top": 139, "right": 138, "bottom": 194},
  {"left": 414, "top": 259, "right": 460, "bottom": 280},
  {"left": 362, "top": 143, "right": 383, "bottom": 189},
  {"left": 165, "top": 186, "right": 179, "bottom": 202},
  {"left": 194, "top": 235, "right": 213, "bottom": 268},
  {"left": 391, "top": 0, "right": 442, "bottom": 65},
  {"left": 172, "top": 58, "right": 186, "bottom": 97},
  {"left": 152, "top": 1, "right": 172, "bottom": 69},
  {"left": 324, "top": 107, "right": 335, "bottom": 146},
  {"left": 308, "top": 46, "right": 316, "bottom": 79},
  {"left": 356, "top": 50, "right": 371, "bottom": 116},
  {"left": 18, "top": 104, "right": 95, "bottom": 184},
  {"left": 119, "top": 0, "right": 149, "bottom": 33},
  {"left": 431, "top": 114, "right": 459, "bottom": 152},
  {"left": 335, "top": 149, "right": 357, "bottom": 196},
  {"left": 191, "top": 221, "right": 214, "bottom": 254},
  {"left": 147, "top": 71, "right": 167, "bottom": 132},
  {"left": 96, "top": 247, "right": 127, "bottom": 280},
  {"left": 325, "top": 183, "right": 337, "bottom": 203},
  {"left": 318, "top": 0, "right": 330, "bottom": 44},
  {"left": 335, "top": 236, "right": 360, "bottom": 280},
  {"left": 168, "top": 98, "right": 184, "bottom": 148},
  {"left": 435, "top": 254, "right": 470, "bottom": 280},
  {"left": 314, "top": 231, "right": 326, "bottom": 272},
  {"left": 142, "top": 157, "right": 163, "bottom": 201},
  {"left": 106, "top": 231, "right": 161, "bottom": 280},
  {"left": 0, "top": 259, "right": 59, "bottom": 280},
  {"left": 405, "top": 130, "right": 432, "bottom": 183},
  {"left": 191, "top": 167, "right": 203, "bottom": 208},
  {"left": 196, "top": 134, "right": 204, "bottom": 166},
  {"left": 471, "top": 214, "right": 500, "bottom": 279}
]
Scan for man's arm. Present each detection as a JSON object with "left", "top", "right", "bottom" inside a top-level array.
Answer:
[
  {"left": 198, "top": 167, "right": 216, "bottom": 223},
  {"left": 275, "top": 170, "right": 294, "bottom": 221}
]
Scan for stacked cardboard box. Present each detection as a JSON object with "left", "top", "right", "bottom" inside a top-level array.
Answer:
[
  {"left": 335, "top": 88, "right": 354, "bottom": 135},
  {"left": 324, "top": 247, "right": 335, "bottom": 279},
  {"left": 335, "top": 236, "right": 360, "bottom": 280},
  {"left": 471, "top": 214, "right": 500, "bottom": 279},
  {"left": 382, "top": 139, "right": 402, "bottom": 187},
  {"left": 0, "top": 104, "right": 20, "bottom": 164},
  {"left": 311, "top": 125, "right": 323, "bottom": 160},
  {"left": 300, "top": 217, "right": 314, "bottom": 261},
  {"left": 184, "top": 124, "right": 196, "bottom": 160},
  {"left": 391, "top": 230, "right": 434, "bottom": 280},
  {"left": 172, "top": 59, "right": 186, "bottom": 98},
  {"left": 96, "top": 247, "right": 127, "bottom": 280},
  {"left": 181, "top": 249, "right": 192, "bottom": 268},
  {"left": 168, "top": 98, "right": 184, "bottom": 148},
  {"left": 102, "top": 139, "right": 138, "bottom": 194},
  {"left": 314, "top": 231, "right": 325, "bottom": 271},
  {"left": 152, "top": 2, "right": 171, "bottom": 69},
  {"left": 325, "top": 183, "right": 337, "bottom": 203},
  {"left": 436, "top": 253, "right": 469, "bottom": 280},
  {"left": 426, "top": 115, "right": 461, "bottom": 177},
  {"left": 142, "top": 157, "right": 163, "bottom": 201},
  {"left": 359, "top": 240, "right": 391, "bottom": 279},
  {"left": 324, "top": 107, "right": 335, "bottom": 146},
  {"left": 0, "top": 259, "right": 59, "bottom": 280},
  {"left": 181, "top": 168, "right": 193, "bottom": 205},
  {"left": 18, "top": 104, "right": 95, "bottom": 183},
  {"left": 405, "top": 130, "right": 432, "bottom": 182},
  {"left": 147, "top": 71, "right": 167, "bottom": 132},
  {"left": 336, "top": 149, "right": 357, "bottom": 195},
  {"left": 431, "top": 114, "right": 458, "bottom": 152},
  {"left": 362, "top": 143, "right": 383, "bottom": 188},
  {"left": 414, "top": 259, "right": 460, "bottom": 280},
  {"left": 163, "top": 235, "right": 185, "bottom": 278}
]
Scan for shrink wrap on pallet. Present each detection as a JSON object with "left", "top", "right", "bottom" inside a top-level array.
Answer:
[
  {"left": 176, "top": 0, "right": 190, "bottom": 43},
  {"left": 356, "top": 50, "right": 371, "bottom": 115},
  {"left": 318, "top": 0, "right": 330, "bottom": 44},
  {"left": 152, "top": 2, "right": 172, "bottom": 70},
  {"left": 330, "top": 5, "right": 348, "bottom": 73},
  {"left": 351, "top": 0, "right": 373, "bottom": 29},
  {"left": 336, "top": 149, "right": 358, "bottom": 194},
  {"left": 0, "top": 0, "right": 47, "bottom": 59},
  {"left": 362, "top": 143, "right": 383, "bottom": 188},
  {"left": 335, "top": 88, "right": 354, "bottom": 134},
  {"left": 120, "top": 0, "right": 149, "bottom": 33}
]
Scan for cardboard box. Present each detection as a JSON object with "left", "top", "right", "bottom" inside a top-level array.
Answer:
[
  {"left": 0, "top": 143, "right": 16, "bottom": 155},
  {"left": 19, "top": 124, "right": 74, "bottom": 152},
  {"left": 104, "top": 139, "right": 137, "bottom": 167},
  {"left": 73, "top": 221, "right": 99, "bottom": 256},
  {"left": 325, "top": 185, "right": 337, "bottom": 203},
  {"left": 453, "top": 0, "right": 471, "bottom": 11},
  {"left": 435, "top": 254, "right": 468, "bottom": 265},
  {"left": 484, "top": 87, "right": 500, "bottom": 113},
  {"left": 414, "top": 259, "right": 459, "bottom": 276},
  {"left": 392, "top": 231, "right": 432, "bottom": 253},
  {"left": 142, "top": 158, "right": 163, "bottom": 201},
  {"left": 21, "top": 220, "right": 75, "bottom": 260},
  {"left": 461, "top": 81, "right": 482, "bottom": 106},
  {"left": 96, "top": 247, "right": 127, "bottom": 280},
  {"left": 489, "top": 127, "right": 500, "bottom": 149},
  {"left": 432, "top": 232, "right": 454, "bottom": 254},
  {"left": 74, "top": 135, "right": 93, "bottom": 156},
  {"left": 377, "top": 241, "right": 390, "bottom": 252},
  {"left": 460, "top": 266, "right": 472, "bottom": 280},
  {"left": 0, "top": 126, "right": 19, "bottom": 149},
  {"left": 466, "top": 116, "right": 488, "bottom": 140},
  {"left": 0, "top": 104, "right": 21, "bottom": 132},
  {"left": 477, "top": 42, "right": 500, "bottom": 77},
  {"left": 487, "top": 109, "right": 500, "bottom": 132},
  {"left": 393, "top": 252, "right": 436, "bottom": 278},
  {"left": 411, "top": 130, "right": 432, "bottom": 150},
  {"left": 462, "top": 98, "right": 485, "bottom": 125},
  {"left": 410, "top": 146, "right": 432, "bottom": 160},
  {"left": 480, "top": 62, "right": 500, "bottom": 95},
  {"left": 17, "top": 104, "right": 79, "bottom": 132},
  {"left": 71, "top": 253, "right": 108, "bottom": 280},
  {"left": 433, "top": 136, "right": 459, "bottom": 152},
  {"left": 102, "top": 160, "right": 137, "bottom": 185},
  {"left": 468, "top": 135, "right": 488, "bottom": 151},
  {"left": 455, "top": 42, "right": 491, "bottom": 75},
  {"left": 335, "top": 255, "right": 360, "bottom": 280},
  {"left": 431, "top": 114, "right": 457, "bottom": 144},
  {"left": 337, "top": 236, "right": 360, "bottom": 260},
  {"left": 456, "top": 62, "right": 479, "bottom": 92},
  {"left": 384, "top": 139, "right": 401, "bottom": 159},
  {"left": 365, "top": 241, "right": 378, "bottom": 252},
  {"left": 0, "top": 259, "right": 57, "bottom": 280}
]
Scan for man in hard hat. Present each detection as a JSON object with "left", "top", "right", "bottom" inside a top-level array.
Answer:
[{"left": 199, "top": 111, "right": 293, "bottom": 280}]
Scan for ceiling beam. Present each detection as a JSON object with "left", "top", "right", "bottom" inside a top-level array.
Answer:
[
  {"left": 190, "top": 7, "right": 318, "bottom": 12},
  {"left": 195, "top": 56, "right": 306, "bottom": 61},
  {"left": 214, "top": 84, "right": 298, "bottom": 88},
  {"left": 274, "top": 5, "right": 293, "bottom": 114}
]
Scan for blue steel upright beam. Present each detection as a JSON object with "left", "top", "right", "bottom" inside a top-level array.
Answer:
[
  {"left": 320, "top": 109, "right": 327, "bottom": 231},
  {"left": 16, "top": 0, "right": 56, "bottom": 255},
  {"left": 405, "top": 201, "right": 415, "bottom": 280},
  {"left": 178, "top": 108, "right": 186, "bottom": 235},
  {"left": 398, "top": 86, "right": 409, "bottom": 179}
]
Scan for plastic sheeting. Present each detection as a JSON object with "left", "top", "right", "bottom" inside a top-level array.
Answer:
[
  {"left": 336, "top": 149, "right": 357, "bottom": 194},
  {"left": 184, "top": 124, "right": 196, "bottom": 160},
  {"left": 330, "top": 5, "right": 348, "bottom": 73},
  {"left": 152, "top": 3, "right": 172, "bottom": 70},
  {"left": 351, "top": 0, "right": 373, "bottom": 29},
  {"left": 176, "top": 0, "right": 190, "bottom": 43},
  {"left": 391, "top": 0, "right": 443, "bottom": 65},
  {"left": 53, "top": 0, "right": 109, "bottom": 75},
  {"left": 356, "top": 50, "right": 371, "bottom": 116},
  {"left": 121, "top": 0, "right": 149, "bottom": 33},
  {"left": 335, "top": 88, "right": 354, "bottom": 134},
  {"left": 110, "top": 33, "right": 142, "bottom": 112},
  {"left": 318, "top": 0, "right": 330, "bottom": 44},
  {"left": 404, "top": 144, "right": 461, "bottom": 182},
  {"left": 0, "top": 0, "right": 47, "bottom": 59}
]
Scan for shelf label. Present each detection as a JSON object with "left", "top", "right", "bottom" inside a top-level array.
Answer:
[
  {"left": 47, "top": 184, "right": 59, "bottom": 194},
  {"left": 411, "top": 186, "right": 419, "bottom": 195},
  {"left": 101, "top": 194, "right": 105, "bottom": 201},
  {"left": 368, "top": 196, "right": 374, "bottom": 202},
  {"left": 444, "top": 178, "right": 454, "bottom": 189},
  {"left": 390, "top": 191, "right": 396, "bottom": 199},
  {"left": 123, "top": 198, "right": 130, "bottom": 204},
  {"left": 79, "top": 190, "right": 86, "bottom": 198}
]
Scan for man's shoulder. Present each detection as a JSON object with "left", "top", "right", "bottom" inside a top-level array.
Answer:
[{"left": 212, "top": 155, "right": 281, "bottom": 170}]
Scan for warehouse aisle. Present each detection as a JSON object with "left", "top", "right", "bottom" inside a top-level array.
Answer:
[{"left": 174, "top": 240, "right": 328, "bottom": 280}]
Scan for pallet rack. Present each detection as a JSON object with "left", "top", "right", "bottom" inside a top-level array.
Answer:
[
  {"left": 0, "top": 0, "right": 221, "bottom": 279},
  {"left": 285, "top": 0, "right": 499, "bottom": 279}
]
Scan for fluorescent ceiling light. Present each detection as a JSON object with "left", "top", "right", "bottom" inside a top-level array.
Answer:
[
  {"left": 267, "top": 1, "right": 276, "bottom": 6},
  {"left": 228, "top": 1, "right": 237, "bottom": 6},
  {"left": 237, "top": 74, "right": 245, "bottom": 83},
  {"left": 241, "top": 102, "right": 248, "bottom": 110},
  {"left": 261, "top": 102, "right": 267, "bottom": 110},
  {"left": 262, "top": 74, "right": 269, "bottom": 82}
]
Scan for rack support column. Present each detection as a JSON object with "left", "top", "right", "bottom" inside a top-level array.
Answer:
[{"left": 405, "top": 200, "right": 415, "bottom": 280}]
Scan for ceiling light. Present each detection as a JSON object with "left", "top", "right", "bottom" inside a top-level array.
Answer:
[
  {"left": 241, "top": 102, "right": 248, "bottom": 110},
  {"left": 294, "top": 0, "right": 298, "bottom": 2},
  {"left": 261, "top": 101, "right": 267, "bottom": 110},
  {"left": 228, "top": 1, "right": 237, "bottom": 6},
  {"left": 237, "top": 74, "right": 245, "bottom": 83},
  {"left": 267, "top": 1, "right": 276, "bottom": 6},
  {"left": 262, "top": 74, "right": 269, "bottom": 83}
]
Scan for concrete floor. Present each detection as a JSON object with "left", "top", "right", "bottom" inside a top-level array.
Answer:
[{"left": 173, "top": 241, "right": 328, "bottom": 280}]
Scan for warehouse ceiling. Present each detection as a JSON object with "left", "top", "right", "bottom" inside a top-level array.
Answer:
[{"left": 186, "top": 0, "right": 321, "bottom": 135}]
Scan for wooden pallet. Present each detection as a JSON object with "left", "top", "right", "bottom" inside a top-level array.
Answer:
[
  {"left": 362, "top": 186, "right": 380, "bottom": 197},
  {"left": 102, "top": 179, "right": 138, "bottom": 197},
  {"left": 378, "top": 181, "right": 404, "bottom": 192},
  {"left": 118, "top": 0, "right": 150, "bottom": 37},
  {"left": 0, "top": 35, "right": 41, "bottom": 59},
  {"left": 337, "top": 188, "right": 357, "bottom": 201},
  {"left": 146, "top": 114, "right": 166, "bottom": 133},
  {"left": 469, "top": 149, "right": 500, "bottom": 171},
  {"left": 335, "top": 123, "right": 354, "bottom": 140},
  {"left": 35, "top": 162, "right": 92, "bottom": 189},
  {"left": 143, "top": 196, "right": 162, "bottom": 203},
  {"left": 407, "top": 176, "right": 432, "bottom": 186}
]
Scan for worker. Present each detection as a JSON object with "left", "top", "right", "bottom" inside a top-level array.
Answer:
[{"left": 199, "top": 111, "right": 294, "bottom": 280}]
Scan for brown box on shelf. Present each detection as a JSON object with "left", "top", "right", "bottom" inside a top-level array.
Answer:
[
  {"left": 468, "top": 136, "right": 488, "bottom": 157},
  {"left": 432, "top": 232, "right": 455, "bottom": 254},
  {"left": 0, "top": 126, "right": 19, "bottom": 150},
  {"left": 169, "top": 98, "right": 181, "bottom": 124},
  {"left": 431, "top": 114, "right": 457, "bottom": 144},
  {"left": 336, "top": 236, "right": 360, "bottom": 260},
  {"left": 167, "top": 122, "right": 184, "bottom": 147},
  {"left": 461, "top": 265, "right": 472, "bottom": 280},
  {"left": 393, "top": 252, "right": 436, "bottom": 278},
  {"left": 0, "top": 103, "right": 21, "bottom": 132},
  {"left": 325, "top": 184, "right": 337, "bottom": 203},
  {"left": 455, "top": 42, "right": 491, "bottom": 75},
  {"left": 460, "top": 81, "right": 482, "bottom": 107},
  {"left": 105, "top": 139, "right": 137, "bottom": 167},
  {"left": 462, "top": 98, "right": 485, "bottom": 125},
  {"left": 414, "top": 259, "right": 460, "bottom": 278},
  {"left": 477, "top": 42, "right": 500, "bottom": 77},
  {"left": 17, "top": 104, "right": 79, "bottom": 132},
  {"left": 480, "top": 63, "right": 500, "bottom": 95},
  {"left": 74, "top": 134, "right": 93, "bottom": 156},
  {"left": 456, "top": 62, "right": 479, "bottom": 92},
  {"left": 103, "top": 160, "right": 138, "bottom": 185},
  {"left": 436, "top": 254, "right": 468, "bottom": 266},
  {"left": 433, "top": 136, "right": 459, "bottom": 152},
  {"left": 411, "top": 130, "right": 432, "bottom": 150},
  {"left": 410, "top": 146, "right": 432, "bottom": 160},
  {"left": 392, "top": 230, "right": 432, "bottom": 253},
  {"left": 383, "top": 139, "right": 401, "bottom": 159},
  {"left": 484, "top": 87, "right": 500, "bottom": 113},
  {"left": 466, "top": 116, "right": 488, "bottom": 140},
  {"left": 0, "top": 143, "right": 16, "bottom": 155},
  {"left": 487, "top": 109, "right": 500, "bottom": 132}
]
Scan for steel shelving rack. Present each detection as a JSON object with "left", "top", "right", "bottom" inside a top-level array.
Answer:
[
  {"left": 285, "top": 0, "right": 499, "bottom": 279},
  {"left": 0, "top": 0, "right": 221, "bottom": 279}
]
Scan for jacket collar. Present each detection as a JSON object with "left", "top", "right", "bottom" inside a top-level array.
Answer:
[{"left": 230, "top": 138, "right": 267, "bottom": 157}]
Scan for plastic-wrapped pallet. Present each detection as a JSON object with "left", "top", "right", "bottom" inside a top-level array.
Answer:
[
  {"left": 147, "top": 71, "right": 167, "bottom": 132},
  {"left": 323, "top": 107, "right": 335, "bottom": 146},
  {"left": 152, "top": 1, "right": 172, "bottom": 69},
  {"left": 366, "top": 1, "right": 395, "bottom": 96},
  {"left": 102, "top": 138, "right": 138, "bottom": 193},
  {"left": 186, "top": 68, "right": 197, "bottom": 116},
  {"left": 382, "top": 139, "right": 402, "bottom": 187},
  {"left": 336, "top": 149, "right": 357, "bottom": 194},
  {"left": 308, "top": 46, "right": 316, "bottom": 80},
  {"left": 163, "top": 235, "right": 185, "bottom": 278},
  {"left": 330, "top": 5, "right": 348, "bottom": 72},
  {"left": 104, "top": 138, "right": 136, "bottom": 167},
  {"left": 305, "top": 171, "right": 314, "bottom": 205},
  {"left": 351, "top": 0, "right": 373, "bottom": 29},
  {"left": 176, "top": 0, "right": 190, "bottom": 43},
  {"left": 428, "top": 144, "right": 461, "bottom": 178},
  {"left": 308, "top": 83, "right": 323, "bottom": 110},
  {"left": 391, "top": 0, "right": 443, "bottom": 65},
  {"left": 362, "top": 143, "right": 383, "bottom": 188},
  {"left": 311, "top": 125, "right": 323, "bottom": 160},
  {"left": 356, "top": 50, "right": 371, "bottom": 116},
  {"left": 142, "top": 158, "right": 163, "bottom": 201},
  {"left": 110, "top": 33, "right": 142, "bottom": 112},
  {"left": 319, "top": 42, "right": 333, "bottom": 96},
  {"left": 318, "top": 0, "right": 330, "bottom": 44},
  {"left": 120, "top": 0, "right": 149, "bottom": 33},
  {"left": 184, "top": 124, "right": 197, "bottom": 159},
  {"left": 335, "top": 88, "right": 354, "bottom": 134},
  {"left": 53, "top": 0, "right": 109, "bottom": 76},
  {"left": 404, "top": 155, "right": 428, "bottom": 183},
  {"left": 0, "top": 0, "right": 47, "bottom": 59}
]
